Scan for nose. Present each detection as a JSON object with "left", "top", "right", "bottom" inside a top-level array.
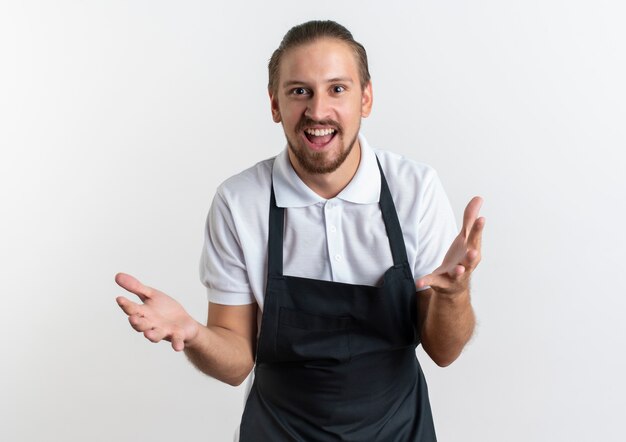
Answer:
[{"left": 305, "top": 93, "right": 332, "bottom": 122}]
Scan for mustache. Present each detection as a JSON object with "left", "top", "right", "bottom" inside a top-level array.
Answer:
[{"left": 296, "top": 117, "right": 342, "bottom": 133}]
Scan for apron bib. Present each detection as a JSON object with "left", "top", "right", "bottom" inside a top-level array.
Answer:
[{"left": 239, "top": 159, "right": 437, "bottom": 441}]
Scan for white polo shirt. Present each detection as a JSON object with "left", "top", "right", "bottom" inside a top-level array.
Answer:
[{"left": 199, "top": 134, "right": 458, "bottom": 310}]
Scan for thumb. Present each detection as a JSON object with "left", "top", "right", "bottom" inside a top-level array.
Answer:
[
  {"left": 115, "top": 272, "right": 152, "bottom": 302},
  {"left": 171, "top": 330, "right": 185, "bottom": 352},
  {"left": 416, "top": 273, "right": 435, "bottom": 290}
]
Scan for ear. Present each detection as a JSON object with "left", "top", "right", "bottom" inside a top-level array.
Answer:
[
  {"left": 361, "top": 80, "right": 373, "bottom": 118},
  {"left": 269, "top": 89, "right": 281, "bottom": 123}
]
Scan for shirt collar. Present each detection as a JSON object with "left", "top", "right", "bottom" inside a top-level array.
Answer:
[{"left": 272, "top": 133, "right": 381, "bottom": 208}]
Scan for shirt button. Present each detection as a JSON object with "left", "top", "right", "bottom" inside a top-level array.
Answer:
[
  {"left": 329, "top": 225, "right": 337, "bottom": 233},
  {"left": 326, "top": 202, "right": 334, "bottom": 210},
  {"left": 334, "top": 254, "right": 342, "bottom": 261}
]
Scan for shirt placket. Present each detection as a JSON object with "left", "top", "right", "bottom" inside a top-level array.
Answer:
[{"left": 324, "top": 199, "right": 347, "bottom": 282}]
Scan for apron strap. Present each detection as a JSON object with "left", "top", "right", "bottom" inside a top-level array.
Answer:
[
  {"left": 376, "top": 157, "right": 411, "bottom": 267},
  {"left": 267, "top": 183, "right": 284, "bottom": 277}
]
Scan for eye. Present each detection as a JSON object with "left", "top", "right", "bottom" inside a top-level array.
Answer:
[
  {"left": 333, "top": 85, "right": 346, "bottom": 93},
  {"left": 291, "top": 87, "right": 308, "bottom": 96}
]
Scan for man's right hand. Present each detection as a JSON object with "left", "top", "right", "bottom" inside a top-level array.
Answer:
[{"left": 115, "top": 272, "right": 200, "bottom": 352}]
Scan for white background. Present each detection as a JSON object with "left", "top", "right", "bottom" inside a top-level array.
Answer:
[{"left": 2, "top": 1, "right": 625, "bottom": 441}]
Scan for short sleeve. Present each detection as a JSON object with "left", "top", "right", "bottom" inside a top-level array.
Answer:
[
  {"left": 414, "top": 170, "right": 458, "bottom": 291},
  {"left": 199, "top": 190, "right": 255, "bottom": 305}
]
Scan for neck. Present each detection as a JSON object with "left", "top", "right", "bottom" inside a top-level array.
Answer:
[{"left": 288, "top": 140, "right": 362, "bottom": 199}]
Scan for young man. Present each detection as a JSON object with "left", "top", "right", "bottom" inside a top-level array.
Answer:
[{"left": 116, "top": 20, "right": 485, "bottom": 441}]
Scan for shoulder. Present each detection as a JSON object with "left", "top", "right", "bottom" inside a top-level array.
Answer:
[
  {"left": 368, "top": 145, "right": 450, "bottom": 226},
  {"left": 372, "top": 148, "right": 439, "bottom": 190},
  {"left": 215, "top": 157, "right": 275, "bottom": 205}
]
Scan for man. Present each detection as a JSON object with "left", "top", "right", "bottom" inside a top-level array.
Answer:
[{"left": 116, "top": 20, "right": 484, "bottom": 441}]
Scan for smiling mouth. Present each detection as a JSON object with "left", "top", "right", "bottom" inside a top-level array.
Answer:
[{"left": 303, "top": 128, "right": 337, "bottom": 147}]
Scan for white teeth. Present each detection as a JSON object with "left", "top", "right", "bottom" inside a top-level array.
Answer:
[{"left": 305, "top": 128, "right": 335, "bottom": 136}]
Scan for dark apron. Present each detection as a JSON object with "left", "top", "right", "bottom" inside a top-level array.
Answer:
[{"left": 239, "top": 159, "right": 437, "bottom": 441}]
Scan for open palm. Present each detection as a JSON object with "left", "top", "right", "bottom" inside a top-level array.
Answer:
[
  {"left": 416, "top": 196, "right": 485, "bottom": 296},
  {"left": 115, "top": 273, "right": 199, "bottom": 351}
]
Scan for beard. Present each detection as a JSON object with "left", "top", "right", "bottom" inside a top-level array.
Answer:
[{"left": 285, "top": 118, "right": 360, "bottom": 175}]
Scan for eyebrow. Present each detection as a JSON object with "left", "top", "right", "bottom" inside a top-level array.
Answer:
[{"left": 282, "top": 77, "right": 354, "bottom": 88}]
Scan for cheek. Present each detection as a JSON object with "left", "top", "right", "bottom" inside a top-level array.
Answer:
[
  {"left": 339, "top": 101, "right": 364, "bottom": 124},
  {"left": 281, "top": 105, "right": 305, "bottom": 125}
]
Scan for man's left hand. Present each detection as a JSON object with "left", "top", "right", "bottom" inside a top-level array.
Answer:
[{"left": 415, "top": 196, "right": 485, "bottom": 296}]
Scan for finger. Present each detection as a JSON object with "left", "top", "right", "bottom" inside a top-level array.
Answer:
[
  {"left": 416, "top": 268, "right": 458, "bottom": 290},
  {"left": 462, "top": 196, "right": 483, "bottom": 238},
  {"left": 467, "top": 216, "right": 486, "bottom": 251},
  {"left": 144, "top": 327, "right": 167, "bottom": 343},
  {"left": 416, "top": 273, "right": 434, "bottom": 290},
  {"left": 419, "top": 261, "right": 470, "bottom": 287},
  {"left": 171, "top": 331, "right": 185, "bottom": 352},
  {"left": 128, "top": 314, "right": 154, "bottom": 332},
  {"left": 116, "top": 296, "right": 144, "bottom": 316},
  {"left": 115, "top": 272, "right": 153, "bottom": 302},
  {"left": 421, "top": 271, "right": 470, "bottom": 295},
  {"left": 459, "top": 248, "right": 480, "bottom": 271},
  {"left": 417, "top": 271, "right": 453, "bottom": 293},
  {"left": 446, "top": 264, "right": 466, "bottom": 279}
]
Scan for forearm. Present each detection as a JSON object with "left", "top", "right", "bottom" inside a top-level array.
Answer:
[
  {"left": 184, "top": 322, "right": 255, "bottom": 386},
  {"left": 420, "top": 288, "right": 475, "bottom": 367}
]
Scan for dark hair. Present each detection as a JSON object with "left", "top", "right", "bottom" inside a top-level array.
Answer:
[{"left": 268, "top": 20, "right": 370, "bottom": 94}]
